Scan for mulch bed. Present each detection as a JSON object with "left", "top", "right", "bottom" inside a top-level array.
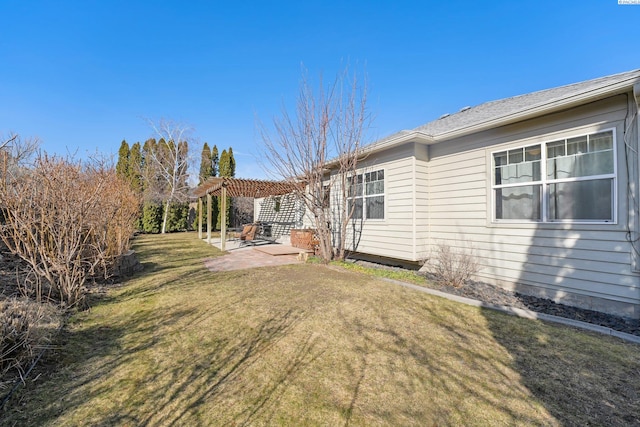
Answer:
[{"left": 354, "top": 260, "right": 640, "bottom": 337}]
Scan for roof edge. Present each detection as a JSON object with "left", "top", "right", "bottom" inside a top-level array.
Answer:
[
  {"left": 360, "top": 130, "right": 434, "bottom": 156},
  {"left": 432, "top": 73, "right": 639, "bottom": 141}
]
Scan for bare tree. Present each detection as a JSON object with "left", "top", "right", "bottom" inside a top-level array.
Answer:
[
  {"left": 0, "top": 134, "right": 17, "bottom": 150},
  {"left": 1, "top": 133, "right": 40, "bottom": 179},
  {"left": 260, "top": 66, "right": 371, "bottom": 261},
  {"left": 331, "top": 72, "right": 369, "bottom": 260},
  {"left": 145, "top": 119, "right": 192, "bottom": 234}
]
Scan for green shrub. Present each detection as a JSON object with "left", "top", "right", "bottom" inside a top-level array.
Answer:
[
  {"left": 165, "top": 202, "right": 189, "bottom": 232},
  {"left": 142, "top": 202, "right": 163, "bottom": 234}
]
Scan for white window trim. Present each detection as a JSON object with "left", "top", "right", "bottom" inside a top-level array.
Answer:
[
  {"left": 348, "top": 169, "right": 386, "bottom": 221},
  {"left": 491, "top": 128, "right": 618, "bottom": 224}
]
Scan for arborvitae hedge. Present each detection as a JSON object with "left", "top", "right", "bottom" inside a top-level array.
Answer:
[
  {"left": 165, "top": 202, "right": 190, "bottom": 232},
  {"left": 141, "top": 202, "right": 193, "bottom": 233},
  {"left": 142, "top": 202, "right": 163, "bottom": 234}
]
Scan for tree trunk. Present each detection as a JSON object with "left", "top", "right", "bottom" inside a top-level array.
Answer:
[{"left": 161, "top": 199, "right": 170, "bottom": 234}]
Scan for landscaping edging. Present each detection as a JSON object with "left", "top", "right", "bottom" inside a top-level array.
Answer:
[{"left": 382, "top": 278, "right": 640, "bottom": 345}]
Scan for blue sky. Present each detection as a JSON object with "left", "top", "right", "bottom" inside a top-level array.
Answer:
[{"left": 1, "top": 0, "right": 638, "bottom": 179}]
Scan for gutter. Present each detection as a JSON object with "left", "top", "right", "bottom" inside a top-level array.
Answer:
[{"left": 359, "top": 130, "right": 434, "bottom": 157}]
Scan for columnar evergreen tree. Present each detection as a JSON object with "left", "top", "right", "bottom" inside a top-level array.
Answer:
[
  {"left": 140, "top": 138, "right": 164, "bottom": 233},
  {"left": 127, "top": 142, "right": 143, "bottom": 194},
  {"left": 211, "top": 145, "right": 219, "bottom": 177},
  {"left": 228, "top": 147, "right": 236, "bottom": 176},
  {"left": 217, "top": 147, "right": 235, "bottom": 229},
  {"left": 195, "top": 142, "right": 217, "bottom": 231},
  {"left": 117, "top": 132, "right": 192, "bottom": 234},
  {"left": 116, "top": 140, "right": 130, "bottom": 179},
  {"left": 199, "top": 142, "right": 213, "bottom": 183},
  {"left": 210, "top": 145, "right": 220, "bottom": 229},
  {"left": 142, "top": 138, "right": 162, "bottom": 200}
]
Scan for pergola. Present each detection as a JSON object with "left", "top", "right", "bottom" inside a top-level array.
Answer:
[{"left": 193, "top": 177, "right": 303, "bottom": 250}]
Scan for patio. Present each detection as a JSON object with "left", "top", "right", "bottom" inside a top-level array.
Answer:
[
  {"left": 193, "top": 176, "right": 303, "bottom": 251},
  {"left": 203, "top": 237, "right": 311, "bottom": 271}
]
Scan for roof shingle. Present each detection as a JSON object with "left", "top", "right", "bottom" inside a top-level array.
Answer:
[{"left": 414, "top": 69, "right": 640, "bottom": 138}]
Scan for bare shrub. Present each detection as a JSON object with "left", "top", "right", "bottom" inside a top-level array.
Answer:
[
  {"left": 0, "top": 155, "right": 139, "bottom": 307},
  {"left": 431, "top": 242, "right": 480, "bottom": 288}
]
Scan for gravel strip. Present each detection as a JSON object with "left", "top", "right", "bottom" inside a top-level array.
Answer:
[{"left": 354, "top": 260, "right": 640, "bottom": 337}]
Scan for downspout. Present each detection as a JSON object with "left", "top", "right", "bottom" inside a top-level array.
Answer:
[
  {"left": 412, "top": 153, "right": 416, "bottom": 261},
  {"left": 628, "top": 84, "right": 640, "bottom": 273},
  {"left": 634, "top": 83, "right": 640, "bottom": 318}
]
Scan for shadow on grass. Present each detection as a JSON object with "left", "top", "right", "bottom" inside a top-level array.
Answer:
[
  {"left": 3, "top": 291, "right": 320, "bottom": 426},
  {"left": 482, "top": 308, "right": 640, "bottom": 426},
  {"left": 1, "top": 233, "right": 322, "bottom": 425},
  {"left": 101, "top": 307, "right": 319, "bottom": 426},
  {"left": 335, "top": 301, "right": 555, "bottom": 426}
]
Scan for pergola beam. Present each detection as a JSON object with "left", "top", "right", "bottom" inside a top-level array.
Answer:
[
  {"left": 194, "top": 177, "right": 302, "bottom": 199},
  {"left": 194, "top": 177, "right": 303, "bottom": 249}
]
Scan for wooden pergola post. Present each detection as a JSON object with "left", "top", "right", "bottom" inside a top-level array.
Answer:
[
  {"left": 220, "top": 185, "right": 227, "bottom": 251},
  {"left": 194, "top": 177, "right": 303, "bottom": 249},
  {"left": 206, "top": 193, "right": 212, "bottom": 244},
  {"left": 197, "top": 197, "right": 203, "bottom": 239}
]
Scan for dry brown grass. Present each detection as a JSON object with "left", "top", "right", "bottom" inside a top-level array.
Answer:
[
  {"left": 0, "top": 298, "right": 61, "bottom": 392},
  {"left": 2, "top": 232, "right": 639, "bottom": 426}
]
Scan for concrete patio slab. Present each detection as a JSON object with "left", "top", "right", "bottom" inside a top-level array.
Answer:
[
  {"left": 203, "top": 246, "right": 303, "bottom": 272},
  {"left": 254, "top": 245, "right": 312, "bottom": 256}
]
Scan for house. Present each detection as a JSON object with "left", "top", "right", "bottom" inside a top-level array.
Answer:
[{"left": 324, "top": 69, "right": 640, "bottom": 319}]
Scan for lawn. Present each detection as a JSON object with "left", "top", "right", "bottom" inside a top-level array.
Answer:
[{"left": 2, "top": 232, "right": 639, "bottom": 426}]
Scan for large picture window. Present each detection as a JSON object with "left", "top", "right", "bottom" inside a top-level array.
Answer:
[
  {"left": 492, "top": 130, "right": 615, "bottom": 222},
  {"left": 348, "top": 169, "right": 385, "bottom": 220}
]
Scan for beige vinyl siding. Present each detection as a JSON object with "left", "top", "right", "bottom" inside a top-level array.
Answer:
[
  {"left": 415, "top": 156, "right": 430, "bottom": 260},
  {"left": 344, "top": 142, "right": 419, "bottom": 261},
  {"left": 424, "top": 94, "right": 640, "bottom": 311}
]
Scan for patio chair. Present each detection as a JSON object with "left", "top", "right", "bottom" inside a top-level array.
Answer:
[{"left": 240, "top": 223, "right": 258, "bottom": 242}]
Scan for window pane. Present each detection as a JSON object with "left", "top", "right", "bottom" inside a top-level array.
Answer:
[
  {"left": 364, "top": 169, "right": 384, "bottom": 195},
  {"left": 322, "top": 185, "right": 330, "bottom": 208},
  {"left": 547, "top": 140, "right": 565, "bottom": 159},
  {"left": 348, "top": 174, "right": 363, "bottom": 197},
  {"left": 494, "top": 151, "right": 507, "bottom": 166},
  {"left": 495, "top": 146, "right": 540, "bottom": 185},
  {"left": 590, "top": 131, "right": 613, "bottom": 152},
  {"left": 496, "top": 162, "right": 540, "bottom": 184},
  {"left": 495, "top": 185, "right": 541, "bottom": 220},
  {"left": 525, "top": 145, "right": 541, "bottom": 161},
  {"left": 366, "top": 181, "right": 384, "bottom": 195},
  {"left": 547, "top": 150, "right": 613, "bottom": 179},
  {"left": 349, "top": 198, "right": 362, "bottom": 220},
  {"left": 509, "top": 148, "right": 523, "bottom": 164},
  {"left": 365, "top": 196, "right": 384, "bottom": 219},
  {"left": 567, "top": 136, "right": 587, "bottom": 155},
  {"left": 548, "top": 179, "right": 613, "bottom": 221},
  {"left": 365, "top": 169, "right": 384, "bottom": 182}
]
